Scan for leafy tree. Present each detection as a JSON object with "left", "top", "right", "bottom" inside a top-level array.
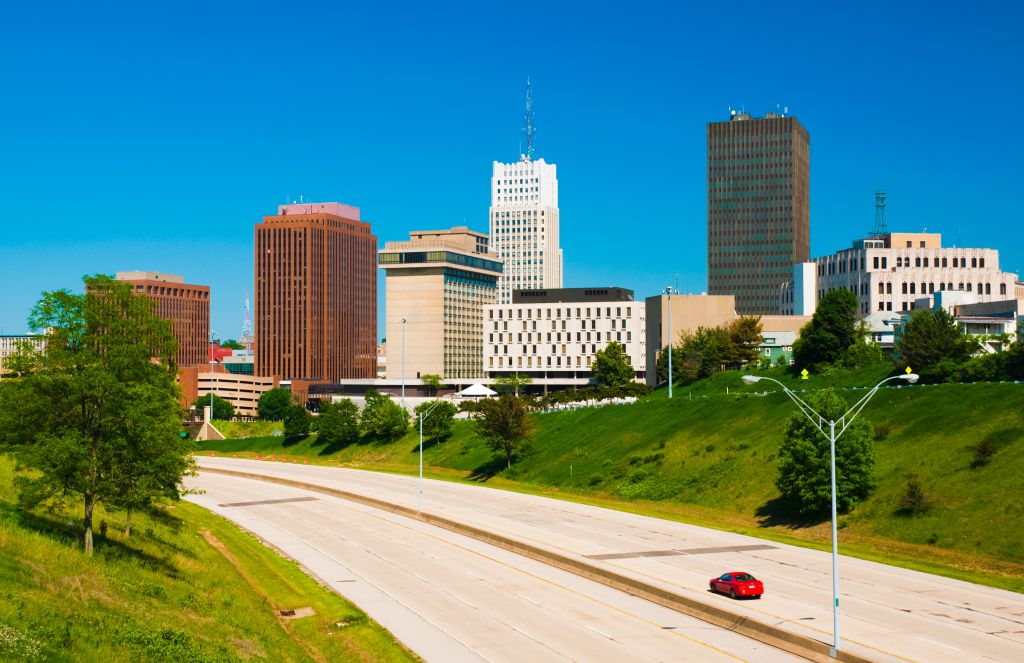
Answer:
[
  {"left": 895, "top": 309, "right": 975, "bottom": 383},
  {"left": 220, "top": 339, "right": 245, "bottom": 350},
  {"left": 1005, "top": 341, "right": 1024, "bottom": 381},
  {"left": 0, "top": 275, "right": 193, "bottom": 556},
  {"left": 655, "top": 344, "right": 694, "bottom": 385},
  {"left": 414, "top": 400, "right": 457, "bottom": 442},
  {"left": 283, "top": 404, "right": 311, "bottom": 438},
  {"left": 420, "top": 373, "right": 443, "bottom": 396},
  {"left": 258, "top": 387, "right": 293, "bottom": 420},
  {"left": 897, "top": 473, "right": 933, "bottom": 515},
  {"left": 360, "top": 390, "right": 408, "bottom": 441},
  {"left": 792, "top": 290, "right": 859, "bottom": 370},
  {"left": 317, "top": 399, "right": 359, "bottom": 449},
  {"left": 841, "top": 322, "right": 885, "bottom": 369},
  {"left": 591, "top": 342, "right": 634, "bottom": 388},
  {"left": 475, "top": 394, "right": 535, "bottom": 469},
  {"left": 776, "top": 388, "right": 877, "bottom": 518},
  {"left": 191, "top": 393, "right": 235, "bottom": 420},
  {"left": 725, "top": 315, "right": 763, "bottom": 367},
  {"left": 494, "top": 373, "right": 532, "bottom": 396}
]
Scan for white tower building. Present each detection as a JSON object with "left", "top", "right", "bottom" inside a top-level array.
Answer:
[{"left": 489, "top": 156, "right": 562, "bottom": 304}]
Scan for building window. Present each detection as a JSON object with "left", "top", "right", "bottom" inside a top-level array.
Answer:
[
  {"left": 980, "top": 257, "right": 986, "bottom": 268},
  {"left": 972, "top": 257, "right": 978, "bottom": 268},
  {"left": 902, "top": 283, "right": 908, "bottom": 294}
]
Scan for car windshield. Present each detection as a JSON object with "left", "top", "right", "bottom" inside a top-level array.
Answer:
[{"left": 733, "top": 573, "right": 755, "bottom": 581}]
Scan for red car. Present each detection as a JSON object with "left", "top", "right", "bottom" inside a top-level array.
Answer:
[{"left": 710, "top": 571, "right": 763, "bottom": 599}]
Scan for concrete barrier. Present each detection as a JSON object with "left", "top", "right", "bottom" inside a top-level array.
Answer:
[{"left": 201, "top": 465, "right": 878, "bottom": 663}]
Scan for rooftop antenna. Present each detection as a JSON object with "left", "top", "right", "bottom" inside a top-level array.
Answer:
[
  {"left": 242, "top": 292, "right": 252, "bottom": 343},
  {"left": 870, "top": 191, "right": 888, "bottom": 237},
  {"left": 522, "top": 76, "right": 536, "bottom": 161}
]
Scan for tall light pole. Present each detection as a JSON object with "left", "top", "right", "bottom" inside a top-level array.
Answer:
[
  {"left": 416, "top": 396, "right": 450, "bottom": 513},
  {"left": 742, "top": 372, "right": 918, "bottom": 657},
  {"left": 209, "top": 329, "right": 217, "bottom": 421},
  {"left": 664, "top": 286, "right": 674, "bottom": 398}
]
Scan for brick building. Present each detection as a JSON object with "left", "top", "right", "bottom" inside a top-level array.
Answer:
[{"left": 115, "top": 271, "right": 210, "bottom": 367}]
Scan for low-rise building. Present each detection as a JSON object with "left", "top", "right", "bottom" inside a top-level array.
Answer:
[
  {"left": 0, "top": 334, "right": 45, "bottom": 378},
  {"left": 484, "top": 287, "right": 646, "bottom": 388},
  {"left": 179, "top": 364, "right": 278, "bottom": 417}
]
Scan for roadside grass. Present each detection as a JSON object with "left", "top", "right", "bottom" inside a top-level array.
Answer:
[
  {"left": 211, "top": 419, "right": 282, "bottom": 439},
  {"left": 0, "top": 457, "right": 417, "bottom": 662},
  {"left": 196, "top": 367, "right": 1024, "bottom": 593}
]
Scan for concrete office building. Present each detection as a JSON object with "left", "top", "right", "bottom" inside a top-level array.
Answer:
[
  {"left": 780, "top": 232, "right": 1019, "bottom": 317},
  {"left": 489, "top": 156, "right": 562, "bottom": 304},
  {"left": 379, "top": 226, "right": 503, "bottom": 381},
  {"left": 115, "top": 271, "right": 210, "bottom": 367},
  {"left": 0, "top": 334, "right": 45, "bottom": 379},
  {"left": 483, "top": 288, "right": 645, "bottom": 388},
  {"left": 255, "top": 202, "right": 377, "bottom": 382},
  {"left": 179, "top": 364, "right": 278, "bottom": 417},
  {"left": 708, "top": 110, "right": 810, "bottom": 314}
]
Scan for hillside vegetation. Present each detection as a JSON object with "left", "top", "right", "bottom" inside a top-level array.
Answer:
[
  {"left": 0, "top": 458, "right": 415, "bottom": 662},
  {"left": 198, "top": 365, "right": 1024, "bottom": 592}
]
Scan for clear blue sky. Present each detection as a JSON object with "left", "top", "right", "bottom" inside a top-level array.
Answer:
[{"left": 2, "top": 1, "right": 1021, "bottom": 340}]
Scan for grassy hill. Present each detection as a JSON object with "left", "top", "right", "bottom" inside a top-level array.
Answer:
[
  {"left": 198, "top": 365, "right": 1024, "bottom": 592},
  {"left": 0, "top": 458, "right": 416, "bottom": 662}
]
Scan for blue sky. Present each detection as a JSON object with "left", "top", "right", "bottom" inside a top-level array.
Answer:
[{"left": 1, "top": 1, "right": 1021, "bottom": 339}]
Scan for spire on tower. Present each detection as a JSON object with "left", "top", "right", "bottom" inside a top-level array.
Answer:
[
  {"left": 522, "top": 76, "right": 536, "bottom": 161},
  {"left": 241, "top": 292, "right": 253, "bottom": 349}
]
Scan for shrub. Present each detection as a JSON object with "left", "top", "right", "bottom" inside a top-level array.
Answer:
[
  {"left": 873, "top": 422, "right": 892, "bottom": 442},
  {"left": 971, "top": 439, "right": 998, "bottom": 468},
  {"left": 897, "top": 473, "right": 933, "bottom": 515}
]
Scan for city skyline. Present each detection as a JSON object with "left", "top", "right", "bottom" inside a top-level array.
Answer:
[{"left": 2, "top": 1, "right": 1023, "bottom": 338}]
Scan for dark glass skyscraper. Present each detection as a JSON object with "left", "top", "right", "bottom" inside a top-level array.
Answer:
[{"left": 707, "top": 111, "right": 810, "bottom": 314}]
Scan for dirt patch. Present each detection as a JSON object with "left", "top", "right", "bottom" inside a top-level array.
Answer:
[{"left": 279, "top": 607, "right": 315, "bottom": 620}]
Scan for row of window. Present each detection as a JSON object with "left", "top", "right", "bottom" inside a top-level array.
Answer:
[{"left": 490, "top": 330, "right": 634, "bottom": 344}]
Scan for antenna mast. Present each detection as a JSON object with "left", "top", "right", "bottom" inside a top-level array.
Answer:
[
  {"left": 242, "top": 292, "right": 253, "bottom": 348},
  {"left": 522, "top": 76, "right": 536, "bottom": 161},
  {"left": 871, "top": 191, "right": 888, "bottom": 237}
]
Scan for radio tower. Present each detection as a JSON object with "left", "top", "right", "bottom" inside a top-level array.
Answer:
[
  {"left": 870, "top": 191, "right": 888, "bottom": 237},
  {"left": 241, "top": 292, "right": 253, "bottom": 349},
  {"left": 522, "top": 76, "right": 536, "bottom": 161}
]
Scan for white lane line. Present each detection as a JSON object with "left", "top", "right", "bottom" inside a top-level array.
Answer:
[
  {"left": 585, "top": 624, "right": 615, "bottom": 640},
  {"left": 517, "top": 593, "right": 543, "bottom": 607},
  {"left": 915, "top": 635, "right": 963, "bottom": 652}
]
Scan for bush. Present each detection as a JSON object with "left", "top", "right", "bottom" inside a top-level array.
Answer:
[
  {"left": 317, "top": 399, "right": 359, "bottom": 449},
  {"left": 971, "top": 439, "right": 998, "bottom": 468},
  {"left": 283, "top": 405, "right": 311, "bottom": 438},
  {"left": 414, "top": 400, "right": 457, "bottom": 442},
  {"left": 191, "top": 394, "right": 234, "bottom": 420},
  {"left": 257, "top": 388, "right": 292, "bottom": 421},
  {"left": 897, "top": 473, "right": 933, "bottom": 515},
  {"left": 360, "top": 390, "right": 408, "bottom": 442},
  {"left": 873, "top": 422, "right": 892, "bottom": 441}
]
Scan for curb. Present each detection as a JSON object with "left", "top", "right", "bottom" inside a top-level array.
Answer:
[{"left": 201, "top": 465, "right": 877, "bottom": 663}]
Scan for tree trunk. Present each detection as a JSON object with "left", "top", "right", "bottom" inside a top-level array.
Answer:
[
  {"left": 83, "top": 493, "right": 95, "bottom": 556},
  {"left": 124, "top": 507, "right": 133, "bottom": 538}
]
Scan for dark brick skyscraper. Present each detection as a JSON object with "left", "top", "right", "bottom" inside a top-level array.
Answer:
[
  {"left": 707, "top": 111, "right": 810, "bottom": 314},
  {"left": 255, "top": 202, "right": 377, "bottom": 382}
]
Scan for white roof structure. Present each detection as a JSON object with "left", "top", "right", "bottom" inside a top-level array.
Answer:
[{"left": 457, "top": 383, "right": 497, "bottom": 397}]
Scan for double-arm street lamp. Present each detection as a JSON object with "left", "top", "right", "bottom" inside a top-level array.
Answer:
[
  {"left": 741, "top": 372, "right": 918, "bottom": 657},
  {"left": 416, "top": 396, "right": 452, "bottom": 513}
]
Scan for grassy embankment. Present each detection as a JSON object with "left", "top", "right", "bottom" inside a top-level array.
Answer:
[
  {"left": 0, "top": 457, "right": 416, "bottom": 662},
  {"left": 197, "top": 364, "right": 1024, "bottom": 593}
]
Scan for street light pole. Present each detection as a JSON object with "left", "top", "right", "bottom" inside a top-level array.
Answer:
[
  {"left": 741, "top": 372, "right": 918, "bottom": 657},
  {"left": 664, "top": 286, "right": 674, "bottom": 398},
  {"left": 416, "top": 396, "right": 449, "bottom": 513}
]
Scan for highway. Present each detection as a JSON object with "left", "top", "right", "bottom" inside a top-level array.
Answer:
[
  {"left": 186, "top": 471, "right": 801, "bottom": 662},
  {"left": 192, "top": 456, "right": 1024, "bottom": 662}
]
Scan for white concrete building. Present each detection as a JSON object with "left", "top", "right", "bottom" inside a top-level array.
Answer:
[
  {"left": 0, "top": 334, "right": 45, "bottom": 378},
  {"left": 484, "top": 288, "right": 645, "bottom": 387},
  {"left": 782, "top": 232, "right": 1018, "bottom": 318},
  {"left": 489, "top": 156, "right": 562, "bottom": 304}
]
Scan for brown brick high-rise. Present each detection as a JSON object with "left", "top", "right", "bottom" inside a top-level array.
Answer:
[
  {"left": 255, "top": 202, "right": 377, "bottom": 382},
  {"left": 707, "top": 111, "right": 810, "bottom": 314},
  {"left": 115, "top": 272, "right": 210, "bottom": 367}
]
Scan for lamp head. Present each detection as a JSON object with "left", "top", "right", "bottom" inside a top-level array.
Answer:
[
  {"left": 900, "top": 373, "right": 920, "bottom": 384},
  {"left": 741, "top": 375, "right": 761, "bottom": 385}
]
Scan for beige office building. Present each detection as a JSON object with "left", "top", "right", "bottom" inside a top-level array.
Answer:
[
  {"left": 179, "top": 364, "right": 278, "bottom": 417},
  {"left": 380, "top": 227, "right": 503, "bottom": 381}
]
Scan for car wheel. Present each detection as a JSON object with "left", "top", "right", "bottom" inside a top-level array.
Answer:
[{"left": 729, "top": 588, "right": 736, "bottom": 599}]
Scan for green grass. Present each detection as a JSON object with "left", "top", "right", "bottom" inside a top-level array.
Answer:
[
  {"left": 197, "top": 366, "right": 1024, "bottom": 592},
  {"left": 0, "top": 458, "right": 417, "bottom": 662}
]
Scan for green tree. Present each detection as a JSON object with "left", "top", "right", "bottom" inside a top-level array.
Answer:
[
  {"left": 420, "top": 373, "right": 443, "bottom": 396},
  {"left": 792, "top": 290, "right": 859, "bottom": 370},
  {"left": 414, "top": 400, "right": 457, "bottom": 442},
  {"left": 493, "top": 373, "right": 532, "bottom": 396},
  {"left": 591, "top": 342, "right": 634, "bottom": 388},
  {"left": 316, "top": 399, "right": 359, "bottom": 449},
  {"left": 776, "top": 388, "right": 877, "bottom": 518},
  {"left": 725, "top": 315, "right": 764, "bottom": 367},
  {"left": 360, "top": 390, "right": 408, "bottom": 441},
  {"left": 841, "top": 321, "right": 885, "bottom": 369},
  {"left": 0, "top": 275, "right": 193, "bottom": 556},
  {"left": 258, "top": 387, "right": 293, "bottom": 420},
  {"left": 191, "top": 393, "right": 235, "bottom": 420},
  {"left": 220, "top": 339, "right": 245, "bottom": 350},
  {"left": 475, "top": 394, "right": 535, "bottom": 469},
  {"left": 895, "top": 309, "right": 975, "bottom": 382},
  {"left": 283, "top": 404, "right": 311, "bottom": 438}
]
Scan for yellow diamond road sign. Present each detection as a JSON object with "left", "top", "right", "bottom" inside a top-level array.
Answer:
[
  {"left": 905, "top": 366, "right": 913, "bottom": 374},
  {"left": 800, "top": 368, "right": 809, "bottom": 380}
]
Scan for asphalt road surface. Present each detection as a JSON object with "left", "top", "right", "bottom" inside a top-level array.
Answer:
[
  {"left": 192, "top": 457, "right": 1024, "bottom": 662},
  {"left": 187, "top": 471, "right": 801, "bottom": 662}
]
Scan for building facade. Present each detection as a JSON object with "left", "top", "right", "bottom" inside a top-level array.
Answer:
[
  {"left": 254, "top": 202, "right": 377, "bottom": 382},
  {"left": 708, "top": 111, "right": 811, "bottom": 314},
  {"left": 179, "top": 364, "right": 278, "bottom": 417},
  {"left": 379, "top": 226, "right": 503, "bottom": 381},
  {"left": 489, "top": 156, "right": 562, "bottom": 304},
  {"left": 781, "top": 232, "right": 1019, "bottom": 317},
  {"left": 484, "top": 288, "right": 645, "bottom": 385},
  {"left": 0, "top": 334, "right": 45, "bottom": 379},
  {"left": 115, "top": 271, "right": 210, "bottom": 367}
]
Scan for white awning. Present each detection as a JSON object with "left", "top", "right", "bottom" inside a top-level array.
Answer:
[{"left": 457, "top": 383, "right": 497, "bottom": 397}]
